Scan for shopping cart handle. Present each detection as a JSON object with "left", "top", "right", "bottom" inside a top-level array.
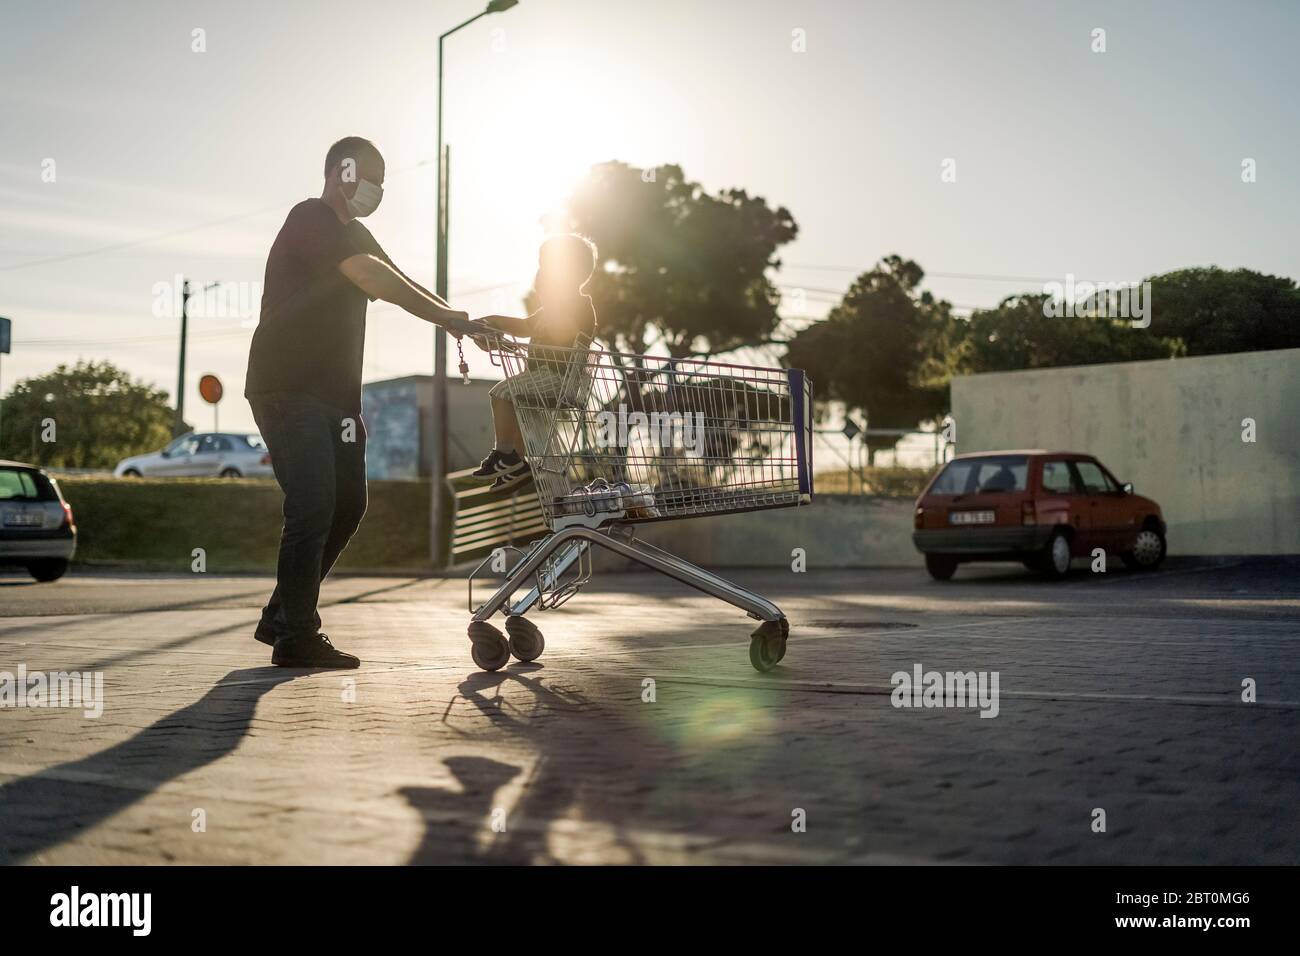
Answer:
[
  {"left": 447, "top": 319, "right": 525, "bottom": 354},
  {"left": 443, "top": 317, "right": 481, "bottom": 338},
  {"left": 479, "top": 331, "right": 525, "bottom": 354}
]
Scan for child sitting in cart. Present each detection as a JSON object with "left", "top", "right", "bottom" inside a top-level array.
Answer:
[{"left": 469, "top": 233, "right": 599, "bottom": 491}]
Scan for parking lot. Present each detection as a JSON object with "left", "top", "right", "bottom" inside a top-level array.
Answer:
[{"left": 1, "top": 558, "right": 1297, "bottom": 864}]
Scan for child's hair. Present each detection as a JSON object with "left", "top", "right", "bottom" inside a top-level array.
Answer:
[{"left": 539, "top": 233, "right": 598, "bottom": 289}]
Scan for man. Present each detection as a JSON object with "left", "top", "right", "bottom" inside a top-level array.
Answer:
[{"left": 245, "top": 136, "right": 470, "bottom": 668}]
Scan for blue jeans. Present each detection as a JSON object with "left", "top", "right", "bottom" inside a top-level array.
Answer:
[{"left": 251, "top": 394, "right": 368, "bottom": 638}]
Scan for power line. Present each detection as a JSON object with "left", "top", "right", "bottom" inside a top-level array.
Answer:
[
  {"left": 0, "top": 158, "right": 435, "bottom": 275},
  {"left": 775, "top": 283, "right": 990, "bottom": 312},
  {"left": 0, "top": 206, "right": 286, "bottom": 274},
  {"left": 783, "top": 262, "right": 1073, "bottom": 285},
  {"left": 17, "top": 279, "right": 514, "bottom": 350},
  {"left": 14, "top": 327, "right": 248, "bottom": 350}
]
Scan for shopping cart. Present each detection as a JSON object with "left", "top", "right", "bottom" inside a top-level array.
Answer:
[{"left": 464, "top": 331, "right": 814, "bottom": 672}]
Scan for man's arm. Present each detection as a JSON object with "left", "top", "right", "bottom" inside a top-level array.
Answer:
[
  {"left": 349, "top": 221, "right": 457, "bottom": 312},
  {"left": 338, "top": 254, "right": 472, "bottom": 334},
  {"left": 402, "top": 276, "right": 454, "bottom": 312}
]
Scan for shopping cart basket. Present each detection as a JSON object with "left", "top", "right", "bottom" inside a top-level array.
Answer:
[{"left": 464, "top": 332, "right": 814, "bottom": 672}]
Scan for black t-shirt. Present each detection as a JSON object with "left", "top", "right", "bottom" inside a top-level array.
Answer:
[{"left": 245, "top": 198, "right": 393, "bottom": 415}]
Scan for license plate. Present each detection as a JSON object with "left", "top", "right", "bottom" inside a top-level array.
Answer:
[
  {"left": 3, "top": 512, "right": 42, "bottom": 527},
  {"left": 949, "top": 510, "right": 995, "bottom": 525}
]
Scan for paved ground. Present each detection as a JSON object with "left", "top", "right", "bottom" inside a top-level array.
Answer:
[{"left": 1, "top": 557, "right": 1297, "bottom": 865}]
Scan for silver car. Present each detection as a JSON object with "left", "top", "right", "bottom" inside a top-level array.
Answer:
[
  {"left": 0, "top": 460, "right": 76, "bottom": 581},
  {"left": 114, "top": 432, "right": 273, "bottom": 478}
]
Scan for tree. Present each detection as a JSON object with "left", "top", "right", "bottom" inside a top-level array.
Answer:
[
  {"left": 785, "top": 256, "right": 958, "bottom": 461},
  {"left": 961, "top": 293, "right": 1182, "bottom": 373},
  {"left": 0, "top": 360, "right": 177, "bottom": 468},
  {"left": 782, "top": 259, "right": 1293, "bottom": 463},
  {"left": 549, "top": 162, "right": 798, "bottom": 358},
  {"left": 1146, "top": 267, "right": 1300, "bottom": 355}
]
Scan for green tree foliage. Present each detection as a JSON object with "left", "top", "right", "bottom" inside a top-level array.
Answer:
[
  {"left": 0, "top": 360, "right": 176, "bottom": 468},
  {"left": 553, "top": 161, "right": 798, "bottom": 358},
  {"left": 961, "top": 293, "right": 1182, "bottom": 373},
  {"left": 785, "top": 256, "right": 959, "bottom": 459},
  {"left": 1146, "top": 267, "right": 1300, "bottom": 355}
]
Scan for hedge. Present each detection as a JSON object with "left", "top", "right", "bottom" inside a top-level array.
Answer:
[{"left": 57, "top": 477, "right": 447, "bottom": 572}]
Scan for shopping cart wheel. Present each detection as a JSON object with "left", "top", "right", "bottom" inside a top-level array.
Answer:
[
  {"left": 468, "top": 621, "right": 511, "bottom": 671},
  {"left": 504, "top": 616, "right": 546, "bottom": 662},
  {"left": 749, "top": 618, "right": 787, "bottom": 672}
]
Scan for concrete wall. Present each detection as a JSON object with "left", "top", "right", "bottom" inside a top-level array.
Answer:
[
  {"left": 593, "top": 494, "right": 917, "bottom": 569},
  {"left": 952, "top": 348, "right": 1300, "bottom": 555}
]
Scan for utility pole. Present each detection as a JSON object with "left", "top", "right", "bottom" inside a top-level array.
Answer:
[
  {"left": 175, "top": 278, "right": 190, "bottom": 437},
  {"left": 431, "top": 143, "right": 450, "bottom": 565},
  {"left": 175, "top": 278, "right": 221, "bottom": 437},
  {"left": 0, "top": 316, "right": 10, "bottom": 449}
]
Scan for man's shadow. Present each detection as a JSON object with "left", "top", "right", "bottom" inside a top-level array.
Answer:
[{"left": 0, "top": 667, "right": 297, "bottom": 863}]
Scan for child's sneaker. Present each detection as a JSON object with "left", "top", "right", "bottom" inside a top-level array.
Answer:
[
  {"left": 472, "top": 449, "right": 523, "bottom": 481},
  {"left": 491, "top": 459, "right": 533, "bottom": 491}
]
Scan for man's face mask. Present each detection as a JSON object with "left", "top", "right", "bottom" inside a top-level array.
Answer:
[{"left": 345, "top": 177, "right": 383, "bottom": 218}]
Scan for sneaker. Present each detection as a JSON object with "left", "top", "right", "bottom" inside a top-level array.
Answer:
[
  {"left": 471, "top": 449, "right": 522, "bottom": 481},
  {"left": 271, "top": 632, "right": 360, "bottom": 669},
  {"left": 491, "top": 460, "right": 533, "bottom": 492},
  {"left": 254, "top": 612, "right": 322, "bottom": 646}
]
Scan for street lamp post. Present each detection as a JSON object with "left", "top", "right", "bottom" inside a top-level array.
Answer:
[{"left": 431, "top": 0, "right": 519, "bottom": 567}]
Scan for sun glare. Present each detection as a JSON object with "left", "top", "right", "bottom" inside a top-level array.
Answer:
[
  {"left": 485, "top": 58, "right": 616, "bottom": 226},
  {"left": 450, "top": 56, "right": 626, "bottom": 286}
]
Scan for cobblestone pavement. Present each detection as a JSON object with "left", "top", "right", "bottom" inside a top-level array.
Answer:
[{"left": 1, "top": 558, "right": 1297, "bottom": 864}]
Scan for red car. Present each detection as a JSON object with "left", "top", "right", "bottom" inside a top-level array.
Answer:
[{"left": 912, "top": 450, "right": 1166, "bottom": 580}]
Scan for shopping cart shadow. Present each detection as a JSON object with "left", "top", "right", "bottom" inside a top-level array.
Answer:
[
  {"left": 399, "top": 667, "right": 663, "bottom": 865},
  {"left": 0, "top": 666, "right": 297, "bottom": 863}
]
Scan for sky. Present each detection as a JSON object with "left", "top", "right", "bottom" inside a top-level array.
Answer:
[{"left": 2, "top": 0, "right": 1298, "bottom": 435}]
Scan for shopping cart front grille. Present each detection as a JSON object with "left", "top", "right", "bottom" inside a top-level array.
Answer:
[{"left": 480, "top": 335, "right": 814, "bottom": 529}]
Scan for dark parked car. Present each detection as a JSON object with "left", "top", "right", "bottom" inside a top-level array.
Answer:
[
  {"left": 912, "top": 450, "right": 1166, "bottom": 580},
  {"left": 0, "top": 460, "right": 76, "bottom": 582}
]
